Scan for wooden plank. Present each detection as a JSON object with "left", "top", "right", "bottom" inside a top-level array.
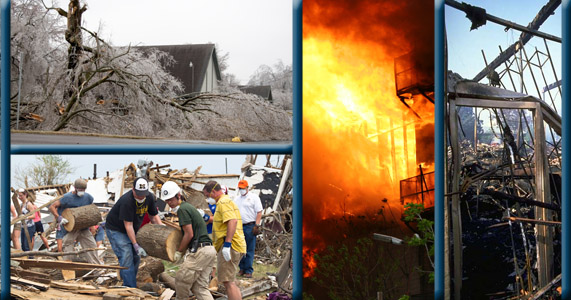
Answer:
[
  {"left": 10, "top": 276, "right": 50, "bottom": 291},
  {"left": 61, "top": 269, "right": 76, "bottom": 281},
  {"left": 240, "top": 280, "right": 274, "bottom": 298},
  {"left": 50, "top": 280, "right": 96, "bottom": 290},
  {"left": 159, "top": 288, "right": 175, "bottom": 300},
  {"left": 504, "top": 216, "right": 561, "bottom": 226},
  {"left": 10, "top": 268, "right": 52, "bottom": 285},
  {"left": 12, "top": 258, "right": 127, "bottom": 270},
  {"left": 11, "top": 247, "right": 104, "bottom": 258}
]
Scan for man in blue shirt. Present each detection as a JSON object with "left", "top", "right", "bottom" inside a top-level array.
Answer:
[
  {"left": 105, "top": 177, "right": 163, "bottom": 287},
  {"left": 49, "top": 178, "right": 102, "bottom": 264}
]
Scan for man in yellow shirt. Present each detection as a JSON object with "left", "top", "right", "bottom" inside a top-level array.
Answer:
[{"left": 202, "top": 181, "right": 246, "bottom": 300}]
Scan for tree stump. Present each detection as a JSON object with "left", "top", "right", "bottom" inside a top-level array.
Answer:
[
  {"left": 136, "top": 224, "right": 182, "bottom": 261},
  {"left": 62, "top": 204, "right": 101, "bottom": 232}
]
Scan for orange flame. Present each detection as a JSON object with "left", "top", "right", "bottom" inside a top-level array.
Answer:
[{"left": 302, "top": 0, "right": 434, "bottom": 280}]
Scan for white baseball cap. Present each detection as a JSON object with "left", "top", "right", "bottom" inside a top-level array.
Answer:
[{"left": 133, "top": 177, "right": 150, "bottom": 196}]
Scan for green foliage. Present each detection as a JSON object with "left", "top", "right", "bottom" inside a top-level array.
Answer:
[
  {"left": 403, "top": 203, "right": 435, "bottom": 281},
  {"left": 308, "top": 237, "right": 406, "bottom": 300},
  {"left": 14, "top": 155, "right": 75, "bottom": 187},
  {"left": 398, "top": 295, "right": 410, "bottom": 300}
]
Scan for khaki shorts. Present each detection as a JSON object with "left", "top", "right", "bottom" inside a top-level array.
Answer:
[
  {"left": 217, "top": 248, "right": 244, "bottom": 282},
  {"left": 13, "top": 222, "right": 22, "bottom": 231}
]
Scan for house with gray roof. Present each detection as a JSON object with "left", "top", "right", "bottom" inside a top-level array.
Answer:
[
  {"left": 138, "top": 44, "right": 222, "bottom": 95},
  {"left": 238, "top": 85, "right": 273, "bottom": 101}
]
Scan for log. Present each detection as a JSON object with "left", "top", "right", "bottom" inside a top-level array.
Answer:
[
  {"left": 137, "top": 257, "right": 165, "bottom": 283},
  {"left": 62, "top": 204, "right": 102, "bottom": 232},
  {"left": 136, "top": 224, "right": 182, "bottom": 261}
]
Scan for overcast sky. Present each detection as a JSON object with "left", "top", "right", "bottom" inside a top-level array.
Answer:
[
  {"left": 10, "top": 154, "right": 286, "bottom": 188},
  {"left": 81, "top": 0, "right": 293, "bottom": 85}
]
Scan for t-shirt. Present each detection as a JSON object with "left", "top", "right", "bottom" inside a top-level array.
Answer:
[
  {"left": 213, "top": 195, "right": 246, "bottom": 253},
  {"left": 234, "top": 191, "right": 263, "bottom": 224},
  {"left": 58, "top": 192, "right": 95, "bottom": 215},
  {"left": 177, "top": 201, "right": 211, "bottom": 247},
  {"left": 105, "top": 190, "right": 158, "bottom": 234}
]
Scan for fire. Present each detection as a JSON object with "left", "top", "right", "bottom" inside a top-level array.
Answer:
[{"left": 302, "top": 0, "right": 434, "bottom": 283}]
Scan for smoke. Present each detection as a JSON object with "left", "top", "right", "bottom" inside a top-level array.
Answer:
[{"left": 304, "top": 0, "right": 434, "bottom": 68}]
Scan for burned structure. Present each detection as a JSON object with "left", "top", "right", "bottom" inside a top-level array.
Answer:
[{"left": 445, "top": 1, "right": 562, "bottom": 299}]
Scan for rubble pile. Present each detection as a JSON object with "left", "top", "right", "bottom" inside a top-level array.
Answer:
[{"left": 10, "top": 156, "right": 294, "bottom": 299}]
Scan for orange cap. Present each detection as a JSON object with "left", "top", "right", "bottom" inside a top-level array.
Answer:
[{"left": 238, "top": 180, "right": 249, "bottom": 189}]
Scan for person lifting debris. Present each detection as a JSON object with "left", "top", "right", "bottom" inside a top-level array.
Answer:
[{"left": 162, "top": 181, "right": 216, "bottom": 300}]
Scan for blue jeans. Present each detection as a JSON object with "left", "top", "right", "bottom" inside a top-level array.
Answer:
[
  {"left": 21, "top": 225, "right": 36, "bottom": 251},
  {"left": 239, "top": 223, "right": 256, "bottom": 274},
  {"left": 106, "top": 228, "right": 140, "bottom": 287}
]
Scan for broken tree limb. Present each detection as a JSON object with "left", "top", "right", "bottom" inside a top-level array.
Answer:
[
  {"left": 481, "top": 189, "right": 560, "bottom": 211},
  {"left": 136, "top": 224, "right": 182, "bottom": 261},
  {"left": 11, "top": 247, "right": 104, "bottom": 258},
  {"left": 11, "top": 195, "right": 63, "bottom": 225},
  {"left": 62, "top": 204, "right": 102, "bottom": 231}
]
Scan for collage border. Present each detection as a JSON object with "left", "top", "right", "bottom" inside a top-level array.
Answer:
[{"left": 1, "top": 1, "right": 569, "bottom": 300}]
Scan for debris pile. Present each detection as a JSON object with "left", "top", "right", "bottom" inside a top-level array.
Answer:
[{"left": 10, "top": 155, "right": 293, "bottom": 299}]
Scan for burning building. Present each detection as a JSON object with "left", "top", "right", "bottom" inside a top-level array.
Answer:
[{"left": 302, "top": 0, "right": 435, "bottom": 298}]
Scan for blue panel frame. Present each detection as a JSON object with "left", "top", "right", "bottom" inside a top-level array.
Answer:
[
  {"left": 292, "top": 0, "right": 302, "bottom": 299},
  {"left": 562, "top": 1, "right": 569, "bottom": 298},
  {"left": 1, "top": 0, "right": 11, "bottom": 298},
  {"left": 434, "top": 0, "right": 444, "bottom": 299}
]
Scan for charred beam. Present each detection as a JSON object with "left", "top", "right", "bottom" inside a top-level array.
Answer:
[
  {"left": 445, "top": 0, "right": 561, "bottom": 43},
  {"left": 481, "top": 189, "right": 560, "bottom": 211}
]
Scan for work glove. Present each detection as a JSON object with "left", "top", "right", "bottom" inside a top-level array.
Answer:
[
  {"left": 222, "top": 242, "right": 232, "bottom": 262},
  {"left": 57, "top": 216, "right": 69, "bottom": 225},
  {"left": 197, "top": 209, "right": 210, "bottom": 222},
  {"left": 133, "top": 243, "right": 148, "bottom": 257},
  {"left": 174, "top": 251, "right": 184, "bottom": 263}
]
